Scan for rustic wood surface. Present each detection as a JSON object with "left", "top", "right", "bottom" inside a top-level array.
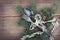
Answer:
[{"left": 0, "top": 0, "right": 60, "bottom": 40}]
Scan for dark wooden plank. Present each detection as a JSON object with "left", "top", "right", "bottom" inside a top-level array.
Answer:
[
  {"left": 0, "top": 0, "right": 60, "bottom": 4},
  {"left": 0, "top": 17, "right": 25, "bottom": 40}
]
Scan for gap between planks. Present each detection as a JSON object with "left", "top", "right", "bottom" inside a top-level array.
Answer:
[{"left": 0, "top": 14, "right": 60, "bottom": 18}]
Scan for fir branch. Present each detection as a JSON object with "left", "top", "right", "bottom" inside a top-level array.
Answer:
[
  {"left": 40, "top": 32, "right": 50, "bottom": 40},
  {"left": 29, "top": 2, "right": 37, "bottom": 14},
  {"left": 51, "top": 3, "right": 57, "bottom": 12},
  {"left": 50, "top": 3, "right": 58, "bottom": 15},
  {"left": 18, "top": 19, "right": 29, "bottom": 27},
  {"left": 16, "top": 5, "right": 24, "bottom": 15},
  {"left": 41, "top": 7, "right": 55, "bottom": 20},
  {"left": 18, "top": 19, "right": 32, "bottom": 35}
]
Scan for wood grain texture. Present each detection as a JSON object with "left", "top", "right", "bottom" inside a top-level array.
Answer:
[{"left": 0, "top": 0, "right": 60, "bottom": 40}]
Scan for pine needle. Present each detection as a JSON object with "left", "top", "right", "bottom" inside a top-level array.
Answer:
[
  {"left": 29, "top": 2, "right": 37, "bottom": 14},
  {"left": 16, "top": 5, "right": 24, "bottom": 15}
]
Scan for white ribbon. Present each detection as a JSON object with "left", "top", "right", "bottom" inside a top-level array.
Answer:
[
  {"left": 51, "top": 18, "right": 59, "bottom": 32},
  {"left": 21, "top": 31, "right": 43, "bottom": 40}
]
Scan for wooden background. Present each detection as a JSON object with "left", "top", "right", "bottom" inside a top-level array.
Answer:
[{"left": 0, "top": 0, "right": 60, "bottom": 40}]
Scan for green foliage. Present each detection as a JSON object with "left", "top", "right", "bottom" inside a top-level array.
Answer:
[
  {"left": 18, "top": 19, "right": 32, "bottom": 35},
  {"left": 40, "top": 7, "right": 53, "bottom": 28},
  {"left": 41, "top": 7, "right": 53, "bottom": 20},
  {"left": 40, "top": 32, "right": 50, "bottom": 40},
  {"left": 29, "top": 2, "right": 37, "bottom": 14},
  {"left": 23, "top": 23, "right": 33, "bottom": 35},
  {"left": 44, "top": 22, "right": 52, "bottom": 28},
  {"left": 51, "top": 3, "right": 57, "bottom": 12},
  {"left": 18, "top": 19, "right": 29, "bottom": 27},
  {"left": 16, "top": 5, "right": 24, "bottom": 15},
  {"left": 40, "top": 3, "right": 57, "bottom": 28}
]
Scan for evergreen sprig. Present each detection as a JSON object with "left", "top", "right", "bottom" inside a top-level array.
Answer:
[
  {"left": 16, "top": 2, "right": 57, "bottom": 40},
  {"left": 29, "top": 2, "right": 37, "bottom": 14},
  {"left": 16, "top": 5, "right": 24, "bottom": 15}
]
